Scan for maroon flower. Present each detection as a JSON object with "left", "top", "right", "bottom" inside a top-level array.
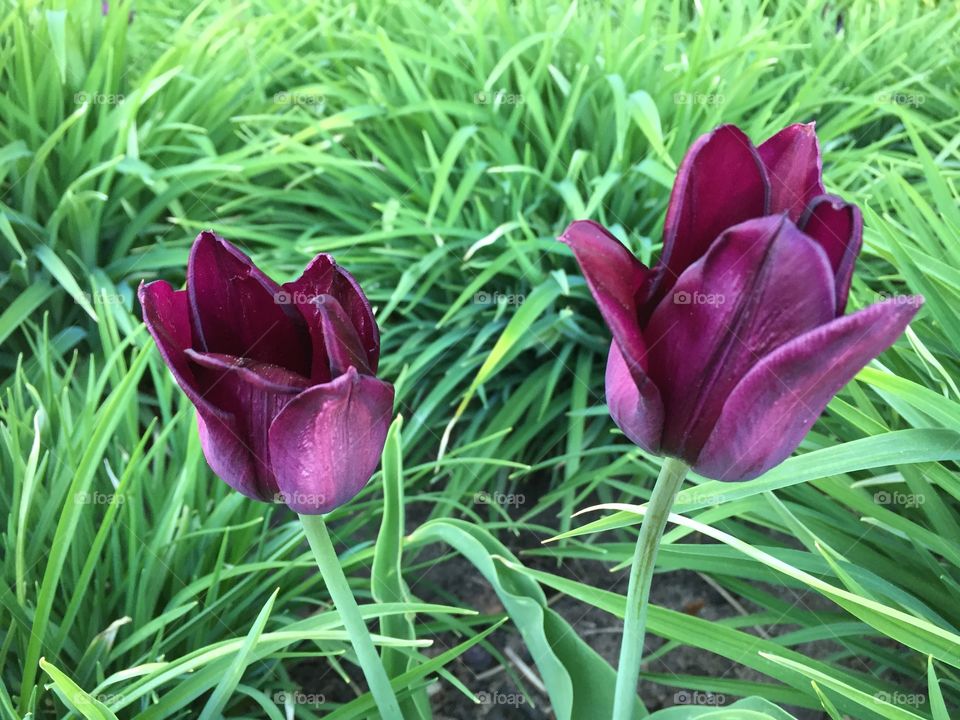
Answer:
[
  {"left": 139, "top": 231, "right": 393, "bottom": 513},
  {"left": 561, "top": 123, "right": 922, "bottom": 481}
]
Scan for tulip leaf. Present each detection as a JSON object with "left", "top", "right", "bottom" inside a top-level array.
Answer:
[
  {"left": 114, "top": 604, "right": 470, "bottom": 717},
  {"left": 324, "top": 618, "right": 507, "bottom": 720},
  {"left": 812, "top": 682, "right": 844, "bottom": 720},
  {"left": 582, "top": 502, "right": 960, "bottom": 667},
  {"left": 39, "top": 658, "right": 119, "bottom": 720},
  {"left": 372, "top": 416, "right": 430, "bottom": 719},
  {"left": 550, "top": 429, "right": 960, "bottom": 543},
  {"left": 197, "top": 588, "right": 279, "bottom": 720},
  {"left": 22, "top": 99, "right": 88, "bottom": 218},
  {"left": 19, "top": 345, "right": 151, "bottom": 704},
  {"left": 52, "top": 418, "right": 163, "bottom": 656},
  {"left": 436, "top": 250, "right": 518, "bottom": 326},
  {"left": 758, "top": 653, "right": 925, "bottom": 719},
  {"left": 857, "top": 367, "right": 960, "bottom": 427},
  {"left": 44, "top": 11, "right": 68, "bottom": 82},
  {"left": 928, "top": 656, "right": 950, "bottom": 720},
  {"left": 408, "top": 518, "right": 646, "bottom": 720},
  {"left": 426, "top": 125, "right": 478, "bottom": 225},
  {"left": 606, "top": 74, "right": 629, "bottom": 166},
  {"left": 0, "top": 281, "right": 53, "bottom": 349},
  {"left": 647, "top": 697, "right": 798, "bottom": 719},
  {"left": 628, "top": 89, "right": 673, "bottom": 168},
  {"left": 514, "top": 562, "right": 910, "bottom": 717},
  {"left": 439, "top": 280, "right": 562, "bottom": 461},
  {"left": 35, "top": 244, "right": 98, "bottom": 320}
]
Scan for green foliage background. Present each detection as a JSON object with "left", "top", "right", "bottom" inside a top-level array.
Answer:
[{"left": 1, "top": 0, "right": 958, "bottom": 717}]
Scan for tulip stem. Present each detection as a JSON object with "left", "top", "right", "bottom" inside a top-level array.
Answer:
[
  {"left": 299, "top": 514, "right": 403, "bottom": 720},
  {"left": 612, "top": 457, "right": 689, "bottom": 719}
]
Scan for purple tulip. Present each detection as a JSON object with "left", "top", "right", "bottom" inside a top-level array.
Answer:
[
  {"left": 139, "top": 231, "right": 394, "bottom": 513},
  {"left": 561, "top": 123, "right": 922, "bottom": 481}
]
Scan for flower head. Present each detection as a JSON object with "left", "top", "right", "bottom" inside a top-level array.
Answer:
[
  {"left": 139, "top": 231, "right": 393, "bottom": 513},
  {"left": 561, "top": 123, "right": 922, "bottom": 480}
]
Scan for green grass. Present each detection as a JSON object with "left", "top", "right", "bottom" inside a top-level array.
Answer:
[{"left": 1, "top": 0, "right": 959, "bottom": 717}]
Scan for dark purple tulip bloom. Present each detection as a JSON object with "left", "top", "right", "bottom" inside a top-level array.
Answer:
[
  {"left": 561, "top": 123, "right": 922, "bottom": 481},
  {"left": 139, "top": 231, "right": 393, "bottom": 514}
]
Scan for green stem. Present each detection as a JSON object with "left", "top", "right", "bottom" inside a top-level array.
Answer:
[
  {"left": 612, "top": 457, "right": 689, "bottom": 719},
  {"left": 299, "top": 514, "right": 403, "bottom": 720}
]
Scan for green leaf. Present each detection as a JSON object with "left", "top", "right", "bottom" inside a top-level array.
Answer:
[
  {"left": 40, "top": 658, "right": 119, "bottom": 720},
  {"left": 647, "top": 696, "right": 798, "bottom": 718},
  {"left": 198, "top": 588, "right": 279, "bottom": 719},
  {"left": 408, "top": 519, "right": 645, "bottom": 720},
  {"left": 372, "top": 416, "right": 429, "bottom": 719},
  {"left": 35, "top": 245, "right": 97, "bottom": 320},
  {"left": 551, "top": 430, "right": 960, "bottom": 542}
]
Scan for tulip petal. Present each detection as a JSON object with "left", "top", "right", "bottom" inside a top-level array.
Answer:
[
  {"left": 645, "top": 216, "right": 836, "bottom": 463},
  {"left": 559, "top": 220, "right": 651, "bottom": 381},
  {"left": 268, "top": 368, "right": 394, "bottom": 514},
  {"left": 185, "top": 350, "right": 311, "bottom": 499},
  {"left": 758, "top": 123, "right": 825, "bottom": 221},
  {"left": 560, "top": 221, "right": 664, "bottom": 446},
  {"left": 314, "top": 294, "right": 372, "bottom": 376},
  {"left": 605, "top": 341, "right": 663, "bottom": 453},
  {"left": 649, "top": 124, "right": 769, "bottom": 307},
  {"left": 139, "top": 280, "right": 262, "bottom": 500},
  {"left": 187, "top": 231, "right": 310, "bottom": 376},
  {"left": 329, "top": 265, "right": 380, "bottom": 371},
  {"left": 184, "top": 350, "right": 311, "bottom": 393},
  {"left": 696, "top": 297, "right": 923, "bottom": 481},
  {"left": 139, "top": 280, "right": 207, "bottom": 406},
  {"left": 281, "top": 254, "right": 380, "bottom": 379},
  {"left": 194, "top": 413, "right": 268, "bottom": 502},
  {"left": 799, "top": 194, "right": 863, "bottom": 313}
]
